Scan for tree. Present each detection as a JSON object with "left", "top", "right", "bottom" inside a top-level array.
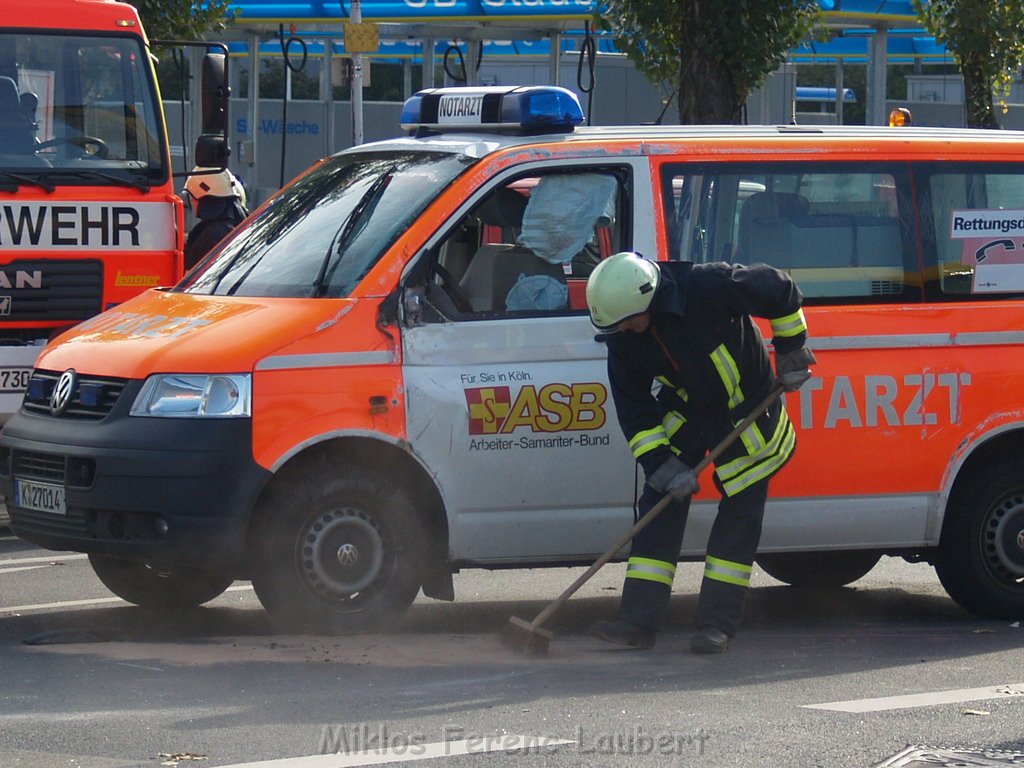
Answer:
[
  {"left": 914, "top": 0, "right": 1024, "bottom": 129},
  {"left": 597, "top": 0, "right": 819, "bottom": 124},
  {"left": 127, "top": 0, "right": 234, "bottom": 42}
]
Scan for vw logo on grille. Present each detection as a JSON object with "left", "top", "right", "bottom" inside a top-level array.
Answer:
[
  {"left": 1018, "top": 530, "right": 1024, "bottom": 553},
  {"left": 50, "top": 369, "right": 78, "bottom": 416},
  {"left": 336, "top": 543, "right": 360, "bottom": 567}
]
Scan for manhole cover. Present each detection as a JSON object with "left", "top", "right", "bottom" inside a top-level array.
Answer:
[{"left": 876, "top": 746, "right": 1024, "bottom": 767}]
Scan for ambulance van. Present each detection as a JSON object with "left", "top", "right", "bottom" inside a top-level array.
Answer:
[{"left": 2, "top": 86, "right": 1024, "bottom": 626}]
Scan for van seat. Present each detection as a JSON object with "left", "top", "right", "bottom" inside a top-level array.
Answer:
[
  {"left": 460, "top": 244, "right": 566, "bottom": 312},
  {"left": 739, "top": 191, "right": 901, "bottom": 272}
]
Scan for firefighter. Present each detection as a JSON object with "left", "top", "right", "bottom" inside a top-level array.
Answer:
[
  {"left": 586, "top": 252, "right": 815, "bottom": 653},
  {"left": 183, "top": 167, "right": 248, "bottom": 270}
]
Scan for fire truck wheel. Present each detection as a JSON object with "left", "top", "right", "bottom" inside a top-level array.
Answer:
[
  {"left": 756, "top": 551, "right": 881, "bottom": 588},
  {"left": 250, "top": 474, "right": 426, "bottom": 632},
  {"left": 936, "top": 461, "right": 1024, "bottom": 619},
  {"left": 88, "top": 554, "right": 234, "bottom": 609}
]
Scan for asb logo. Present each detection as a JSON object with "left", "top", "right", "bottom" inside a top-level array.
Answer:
[{"left": 465, "top": 382, "right": 607, "bottom": 435}]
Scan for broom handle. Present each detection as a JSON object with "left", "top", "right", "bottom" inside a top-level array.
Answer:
[{"left": 526, "top": 385, "right": 784, "bottom": 630}]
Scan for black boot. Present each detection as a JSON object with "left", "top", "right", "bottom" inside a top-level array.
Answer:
[
  {"left": 590, "top": 619, "right": 656, "bottom": 649},
  {"left": 690, "top": 626, "right": 729, "bottom": 654}
]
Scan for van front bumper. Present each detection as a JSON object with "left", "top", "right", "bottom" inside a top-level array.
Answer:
[{"left": 0, "top": 390, "right": 270, "bottom": 573}]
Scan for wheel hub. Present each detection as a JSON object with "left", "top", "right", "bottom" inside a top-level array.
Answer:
[
  {"left": 300, "top": 509, "right": 385, "bottom": 597},
  {"left": 985, "top": 492, "right": 1024, "bottom": 579},
  {"left": 336, "top": 543, "right": 360, "bottom": 567}
]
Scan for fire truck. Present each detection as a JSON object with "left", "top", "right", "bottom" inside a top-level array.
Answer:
[{"left": 0, "top": 0, "right": 229, "bottom": 424}]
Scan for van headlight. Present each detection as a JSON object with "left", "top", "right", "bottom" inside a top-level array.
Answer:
[{"left": 130, "top": 374, "right": 251, "bottom": 418}]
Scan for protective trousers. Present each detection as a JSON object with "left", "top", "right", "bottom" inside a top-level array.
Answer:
[{"left": 618, "top": 476, "right": 769, "bottom": 637}]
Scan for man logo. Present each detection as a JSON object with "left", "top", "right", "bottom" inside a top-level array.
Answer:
[
  {"left": 50, "top": 369, "right": 78, "bottom": 416},
  {"left": 0, "top": 296, "right": 10, "bottom": 316}
]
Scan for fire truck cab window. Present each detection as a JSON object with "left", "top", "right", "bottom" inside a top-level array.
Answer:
[{"left": 0, "top": 32, "right": 165, "bottom": 180}]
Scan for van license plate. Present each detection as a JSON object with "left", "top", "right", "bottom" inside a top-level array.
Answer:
[{"left": 13, "top": 479, "right": 66, "bottom": 515}]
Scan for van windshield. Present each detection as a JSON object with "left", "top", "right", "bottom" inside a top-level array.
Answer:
[{"left": 182, "top": 150, "right": 470, "bottom": 298}]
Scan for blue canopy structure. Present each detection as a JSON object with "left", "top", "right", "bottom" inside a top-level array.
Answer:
[
  {"left": 229, "top": 0, "right": 921, "bottom": 25},
  {"left": 225, "top": 0, "right": 946, "bottom": 61},
  {"left": 217, "top": 0, "right": 957, "bottom": 198},
  {"left": 229, "top": 0, "right": 596, "bottom": 24}
]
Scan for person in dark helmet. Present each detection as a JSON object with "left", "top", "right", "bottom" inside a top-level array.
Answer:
[
  {"left": 586, "top": 252, "right": 815, "bottom": 653},
  {"left": 183, "top": 167, "right": 248, "bottom": 270}
]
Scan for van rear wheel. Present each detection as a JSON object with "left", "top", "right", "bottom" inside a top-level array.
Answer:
[
  {"left": 936, "top": 460, "right": 1024, "bottom": 619},
  {"left": 756, "top": 551, "right": 880, "bottom": 588},
  {"left": 88, "top": 555, "right": 234, "bottom": 609},
  {"left": 251, "top": 474, "right": 425, "bottom": 632}
]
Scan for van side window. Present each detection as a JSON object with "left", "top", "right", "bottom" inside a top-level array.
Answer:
[
  {"left": 922, "top": 165, "right": 1024, "bottom": 299},
  {"left": 426, "top": 170, "right": 627, "bottom": 318},
  {"left": 661, "top": 162, "right": 916, "bottom": 304}
]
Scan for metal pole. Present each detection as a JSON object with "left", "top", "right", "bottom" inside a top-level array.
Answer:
[
  {"left": 351, "top": 0, "right": 364, "bottom": 146},
  {"left": 835, "top": 58, "right": 845, "bottom": 126},
  {"left": 422, "top": 38, "right": 435, "bottom": 88},
  {"left": 466, "top": 40, "right": 480, "bottom": 86},
  {"left": 321, "top": 38, "right": 334, "bottom": 158},
  {"left": 188, "top": 46, "right": 203, "bottom": 163},
  {"left": 867, "top": 28, "right": 889, "bottom": 125},
  {"left": 403, "top": 58, "right": 412, "bottom": 100},
  {"left": 248, "top": 33, "right": 260, "bottom": 194},
  {"left": 549, "top": 33, "right": 561, "bottom": 86}
]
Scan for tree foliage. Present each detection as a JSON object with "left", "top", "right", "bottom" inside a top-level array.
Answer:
[
  {"left": 127, "top": 0, "right": 234, "bottom": 42},
  {"left": 914, "top": 0, "right": 1024, "bottom": 128},
  {"left": 597, "top": 0, "right": 819, "bottom": 124}
]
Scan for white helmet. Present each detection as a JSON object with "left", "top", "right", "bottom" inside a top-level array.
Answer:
[
  {"left": 586, "top": 252, "right": 661, "bottom": 331},
  {"left": 184, "top": 167, "right": 246, "bottom": 214}
]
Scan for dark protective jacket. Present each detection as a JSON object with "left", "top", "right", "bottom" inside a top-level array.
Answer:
[
  {"left": 184, "top": 197, "right": 248, "bottom": 271},
  {"left": 604, "top": 261, "right": 808, "bottom": 497}
]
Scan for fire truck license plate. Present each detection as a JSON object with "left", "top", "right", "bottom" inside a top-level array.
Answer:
[
  {"left": 0, "top": 368, "right": 32, "bottom": 393},
  {"left": 14, "top": 479, "right": 66, "bottom": 515}
]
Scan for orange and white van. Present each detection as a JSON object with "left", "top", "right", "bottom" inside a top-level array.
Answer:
[{"left": 3, "top": 86, "right": 1024, "bottom": 626}]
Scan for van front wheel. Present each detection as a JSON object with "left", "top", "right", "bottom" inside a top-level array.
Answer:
[
  {"left": 936, "top": 461, "right": 1024, "bottom": 619},
  {"left": 251, "top": 474, "right": 425, "bottom": 632},
  {"left": 88, "top": 555, "right": 234, "bottom": 609}
]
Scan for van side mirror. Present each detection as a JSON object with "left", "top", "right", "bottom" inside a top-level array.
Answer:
[
  {"left": 201, "top": 52, "right": 228, "bottom": 134},
  {"left": 194, "top": 133, "right": 229, "bottom": 168}
]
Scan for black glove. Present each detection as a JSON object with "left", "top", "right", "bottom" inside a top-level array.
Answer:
[
  {"left": 647, "top": 456, "right": 700, "bottom": 501},
  {"left": 775, "top": 346, "right": 817, "bottom": 392}
]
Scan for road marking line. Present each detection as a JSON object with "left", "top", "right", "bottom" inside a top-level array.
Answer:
[
  {"left": 214, "top": 736, "right": 576, "bottom": 768},
  {"left": 0, "top": 564, "right": 51, "bottom": 575},
  {"left": 803, "top": 683, "right": 1024, "bottom": 712},
  {"left": 1, "top": 584, "right": 253, "bottom": 614},
  {"left": 0, "top": 553, "right": 89, "bottom": 566},
  {"left": 1, "top": 595, "right": 124, "bottom": 613}
]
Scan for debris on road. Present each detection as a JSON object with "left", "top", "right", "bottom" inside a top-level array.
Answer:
[{"left": 158, "top": 752, "right": 207, "bottom": 766}]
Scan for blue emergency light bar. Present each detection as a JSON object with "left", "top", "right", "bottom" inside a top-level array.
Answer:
[{"left": 399, "top": 85, "right": 585, "bottom": 134}]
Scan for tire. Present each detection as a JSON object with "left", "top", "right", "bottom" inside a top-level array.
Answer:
[
  {"left": 88, "top": 555, "right": 234, "bottom": 609},
  {"left": 756, "top": 551, "right": 881, "bottom": 588},
  {"left": 935, "top": 460, "right": 1024, "bottom": 619},
  {"left": 250, "top": 473, "right": 426, "bottom": 632}
]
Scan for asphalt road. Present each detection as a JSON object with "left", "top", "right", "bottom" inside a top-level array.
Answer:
[{"left": 1, "top": 529, "right": 1022, "bottom": 768}]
